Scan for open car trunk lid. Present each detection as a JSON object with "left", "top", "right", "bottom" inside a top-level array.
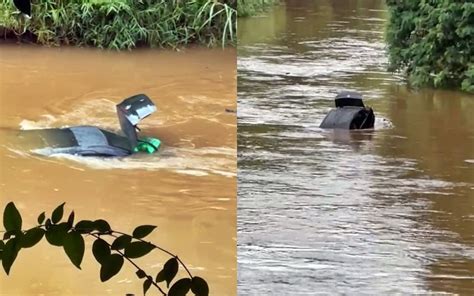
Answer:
[{"left": 116, "top": 94, "right": 157, "bottom": 147}]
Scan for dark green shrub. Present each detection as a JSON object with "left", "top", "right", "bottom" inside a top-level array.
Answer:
[{"left": 386, "top": 0, "right": 474, "bottom": 92}]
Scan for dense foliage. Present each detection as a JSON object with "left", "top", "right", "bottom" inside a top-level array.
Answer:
[
  {"left": 386, "top": 0, "right": 474, "bottom": 92},
  {"left": 237, "top": 0, "right": 278, "bottom": 17},
  {"left": 0, "top": 202, "right": 208, "bottom": 296},
  {"left": 0, "top": 0, "right": 236, "bottom": 49}
]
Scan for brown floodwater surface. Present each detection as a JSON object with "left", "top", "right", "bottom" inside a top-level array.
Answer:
[
  {"left": 238, "top": 0, "right": 473, "bottom": 294},
  {"left": 0, "top": 45, "right": 236, "bottom": 295}
]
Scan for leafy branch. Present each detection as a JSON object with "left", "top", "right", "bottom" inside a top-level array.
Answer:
[{"left": 0, "top": 202, "right": 209, "bottom": 296}]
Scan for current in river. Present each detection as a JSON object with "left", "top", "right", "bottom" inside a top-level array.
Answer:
[{"left": 238, "top": 0, "right": 474, "bottom": 294}]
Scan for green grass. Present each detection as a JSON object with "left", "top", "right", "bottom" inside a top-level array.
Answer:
[
  {"left": 237, "top": 0, "right": 279, "bottom": 17},
  {"left": 0, "top": 0, "right": 236, "bottom": 49}
]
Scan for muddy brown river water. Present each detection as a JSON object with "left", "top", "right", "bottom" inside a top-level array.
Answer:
[
  {"left": 0, "top": 46, "right": 236, "bottom": 295},
  {"left": 238, "top": 0, "right": 474, "bottom": 294}
]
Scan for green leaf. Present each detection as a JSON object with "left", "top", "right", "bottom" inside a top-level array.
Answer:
[
  {"left": 45, "top": 223, "right": 69, "bottom": 246},
  {"left": 143, "top": 278, "right": 152, "bottom": 295},
  {"left": 3, "top": 202, "right": 22, "bottom": 232},
  {"left": 132, "top": 225, "right": 156, "bottom": 239},
  {"left": 37, "top": 212, "right": 46, "bottom": 224},
  {"left": 92, "top": 238, "right": 110, "bottom": 265},
  {"left": 45, "top": 218, "right": 52, "bottom": 229},
  {"left": 168, "top": 278, "right": 191, "bottom": 296},
  {"left": 124, "top": 241, "right": 154, "bottom": 259},
  {"left": 100, "top": 254, "right": 123, "bottom": 282},
  {"left": 20, "top": 228, "right": 45, "bottom": 248},
  {"left": 111, "top": 234, "right": 132, "bottom": 250},
  {"left": 67, "top": 211, "right": 75, "bottom": 227},
  {"left": 51, "top": 203, "right": 65, "bottom": 224},
  {"left": 63, "top": 231, "right": 85, "bottom": 269},
  {"left": 93, "top": 219, "right": 111, "bottom": 233},
  {"left": 2, "top": 239, "right": 19, "bottom": 275},
  {"left": 155, "top": 257, "right": 179, "bottom": 287},
  {"left": 75, "top": 220, "right": 95, "bottom": 233},
  {"left": 3, "top": 231, "right": 14, "bottom": 240},
  {"left": 136, "top": 269, "right": 147, "bottom": 279},
  {"left": 191, "top": 276, "right": 209, "bottom": 296},
  {"left": 0, "top": 240, "right": 4, "bottom": 251}
]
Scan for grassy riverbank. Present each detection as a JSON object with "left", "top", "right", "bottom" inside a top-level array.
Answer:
[
  {"left": 237, "top": 0, "right": 279, "bottom": 17},
  {"left": 0, "top": 0, "right": 236, "bottom": 49}
]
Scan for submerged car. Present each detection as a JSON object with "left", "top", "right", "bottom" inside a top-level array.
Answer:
[
  {"left": 319, "top": 91, "right": 375, "bottom": 130},
  {"left": 18, "top": 94, "right": 161, "bottom": 157}
]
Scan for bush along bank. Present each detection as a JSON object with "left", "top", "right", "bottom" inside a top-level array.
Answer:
[
  {"left": 237, "top": 0, "right": 279, "bottom": 17},
  {"left": 0, "top": 0, "right": 236, "bottom": 49},
  {"left": 385, "top": 1, "right": 473, "bottom": 93}
]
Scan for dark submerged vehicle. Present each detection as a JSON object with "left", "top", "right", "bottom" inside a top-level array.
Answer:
[
  {"left": 319, "top": 91, "right": 375, "bottom": 130},
  {"left": 19, "top": 94, "right": 160, "bottom": 157}
]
